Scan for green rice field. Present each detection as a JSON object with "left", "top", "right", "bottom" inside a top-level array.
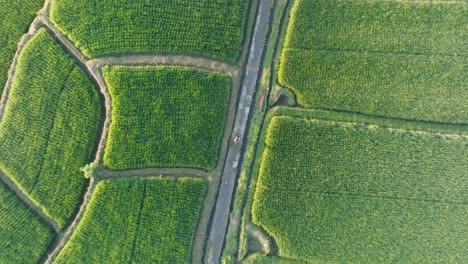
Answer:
[
  {"left": 50, "top": 0, "right": 250, "bottom": 61},
  {"left": 55, "top": 177, "right": 207, "bottom": 264},
  {"left": 252, "top": 108, "right": 468, "bottom": 263},
  {"left": 0, "top": 180, "right": 55, "bottom": 264},
  {"left": 279, "top": 0, "right": 468, "bottom": 123},
  {"left": 0, "top": 28, "right": 102, "bottom": 227},
  {"left": 0, "top": 0, "right": 44, "bottom": 93},
  {"left": 103, "top": 66, "right": 230, "bottom": 170}
]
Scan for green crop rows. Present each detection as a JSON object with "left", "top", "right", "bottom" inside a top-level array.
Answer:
[
  {"left": 0, "top": 28, "right": 102, "bottom": 227},
  {"left": 279, "top": 0, "right": 468, "bottom": 123},
  {"left": 0, "top": 0, "right": 44, "bottom": 94},
  {"left": 55, "top": 177, "right": 207, "bottom": 264},
  {"left": 284, "top": 0, "right": 467, "bottom": 55},
  {"left": 280, "top": 50, "right": 467, "bottom": 123},
  {"left": 50, "top": 0, "right": 250, "bottom": 61},
  {"left": 103, "top": 66, "right": 230, "bottom": 170},
  {"left": 252, "top": 109, "right": 468, "bottom": 263},
  {"left": 0, "top": 180, "right": 55, "bottom": 264}
]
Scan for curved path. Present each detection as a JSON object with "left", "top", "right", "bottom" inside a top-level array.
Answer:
[
  {"left": 0, "top": 170, "right": 61, "bottom": 234},
  {"left": 44, "top": 178, "right": 96, "bottom": 264},
  {"left": 206, "top": 0, "right": 274, "bottom": 263}
]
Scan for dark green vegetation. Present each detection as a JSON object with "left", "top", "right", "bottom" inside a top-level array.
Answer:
[
  {"left": 0, "top": 180, "right": 55, "bottom": 264},
  {"left": 50, "top": 0, "right": 250, "bottom": 61},
  {"left": 55, "top": 177, "right": 207, "bottom": 264},
  {"left": 252, "top": 109, "right": 468, "bottom": 263},
  {"left": 0, "top": 0, "right": 44, "bottom": 93},
  {"left": 0, "top": 28, "right": 102, "bottom": 227},
  {"left": 279, "top": 0, "right": 468, "bottom": 123},
  {"left": 103, "top": 66, "right": 230, "bottom": 170}
]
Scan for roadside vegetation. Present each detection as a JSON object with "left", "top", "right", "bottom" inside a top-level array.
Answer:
[
  {"left": 0, "top": 180, "right": 55, "bottom": 264},
  {"left": 103, "top": 66, "right": 230, "bottom": 170},
  {"left": 50, "top": 0, "right": 250, "bottom": 61},
  {"left": 54, "top": 177, "right": 207, "bottom": 264},
  {"left": 0, "top": 0, "right": 43, "bottom": 93},
  {"left": 252, "top": 109, "right": 468, "bottom": 263},
  {"left": 279, "top": 0, "right": 467, "bottom": 123},
  {"left": 0, "top": 28, "right": 102, "bottom": 227}
]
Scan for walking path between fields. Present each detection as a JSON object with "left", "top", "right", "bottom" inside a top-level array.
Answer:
[
  {"left": 88, "top": 55, "right": 238, "bottom": 77},
  {"left": 96, "top": 167, "right": 207, "bottom": 180},
  {"left": 0, "top": 169, "right": 61, "bottom": 234},
  {"left": 43, "top": 178, "right": 96, "bottom": 264},
  {"left": 206, "top": 0, "right": 274, "bottom": 263}
]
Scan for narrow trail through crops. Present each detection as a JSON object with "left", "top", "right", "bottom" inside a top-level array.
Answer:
[
  {"left": 97, "top": 167, "right": 207, "bottom": 180},
  {"left": 0, "top": 16, "right": 42, "bottom": 121},
  {"left": 43, "top": 178, "right": 96, "bottom": 264},
  {"left": 206, "top": 0, "right": 274, "bottom": 263},
  {"left": 88, "top": 55, "right": 238, "bottom": 77},
  {"left": 0, "top": 169, "right": 61, "bottom": 234}
]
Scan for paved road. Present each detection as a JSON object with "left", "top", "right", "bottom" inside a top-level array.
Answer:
[{"left": 207, "top": 1, "right": 273, "bottom": 263}]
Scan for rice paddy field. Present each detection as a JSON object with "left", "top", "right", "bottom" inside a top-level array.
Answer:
[
  {"left": 0, "top": 28, "right": 102, "bottom": 227},
  {"left": 54, "top": 177, "right": 207, "bottom": 264},
  {"left": 103, "top": 66, "right": 230, "bottom": 170},
  {"left": 50, "top": 0, "right": 250, "bottom": 61},
  {"left": 1, "top": 0, "right": 248, "bottom": 262},
  {"left": 0, "top": 180, "right": 55, "bottom": 264},
  {"left": 251, "top": 108, "right": 468, "bottom": 263},
  {"left": 279, "top": 0, "right": 468, "bottom": 123},
  {"left": 0, "top": 0, "right": 44, "bottom": 93},
  {"left": 1, "top": 0, "right": 466, "bottom": 262}
]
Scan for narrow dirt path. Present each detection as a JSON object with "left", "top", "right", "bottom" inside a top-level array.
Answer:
[
  {"left": 206, "top": 0, "right": 274, "bottom": 263},
  {"left": 0, "top": 170, "right": 61, "bottom": 234},
  {"left": 88, "top": 55, "right": 238, "bottom": 77},
  {"left": 0, "top": 16, "right": 42, "bottom": 121},
  {"left": 43, "top": 178, "right": 96, "bottom": 264},
  {"left": 96, "top": 167, "right": 207, "bottom": 180},
  {"left": 0, "top": 0, "right": 53, "bottom": 120},
  {"left": 85, "top": 65, "right": 112, "bottom": 163}
]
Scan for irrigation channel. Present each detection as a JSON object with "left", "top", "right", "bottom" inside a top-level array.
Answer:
[{"left": 206, "top": 0, "right": 273, "bottom": 263}]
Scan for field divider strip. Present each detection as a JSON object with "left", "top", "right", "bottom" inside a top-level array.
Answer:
[
  {"left": 38, "top": 16, "right": 111, "bottom": 262},
  {"left": 283, "top": 47, "right": 468, "bottom": 58},
  {"left": 87, "top": 55, "right": 239, "bottom": 77},
  {"left": 95, "top": 167, "right": 207, "bottom": 180},
  {"left": 0, "top": 169, "right": 61, "bottom": 234},
  {"left": 40, "top": 16, "right": 89, "bottom": 64},
  {"left": 263, "top": 187, "right": 467, "bottom": 206},
  {"left": 272, "top": 106, "right": 468, "bottom": 135},
  {"left": 40, "top": 16, "right": 112, "bottom": 163},
  {"left": 0, "top": 16, "right": 43, "bottom": 121},
  {"left": 43, "top": 178, "right": 96, "bottom": 264},
  {"left": 86, "top": 65, "right": 111, "bottom": 163}
]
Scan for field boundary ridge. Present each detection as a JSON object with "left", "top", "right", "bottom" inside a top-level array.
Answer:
[
  {"left": 270, "top": 106, "right": 468, "bottom": 135},
  {"left": 0, "top": 169, "right": 61, "bottom": 234},
  {"left": 43, "top": 178, "right": 96, "bottom": 264}
]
